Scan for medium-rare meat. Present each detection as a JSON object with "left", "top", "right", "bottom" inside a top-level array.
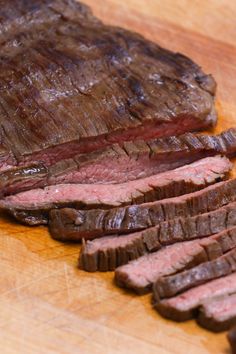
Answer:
[
  {"left": 197, "top": 294, "right": 236, "bottom": 332},
  {"left": 228, "top": 326, "right": 236, "bottom": 354},
  {"left": 79, "top": 213, "right": 236, "bottom": 272},
  {"left": 1, "top": 128, "right": 236, "bottom": 197},
  {"left": 156, "top": 248, "right": 236, "bottom": 298},
  {"left": 50, "top": 175, "right": 236, "bottom": 240},
  {"left": 0, "top": 156, "right": 230, "bottom": 226},
  {"left": 153, "top": 273, "right": 236, "bottom": 322},
  {"left": 114, "top": 232, "right": 236, "bottom": 294},
  {"left": 114, "top": 228, "right": 236, "bottom": 294},
  {"left": 0, "top": 0, "right": 217, "bottom": 173}
]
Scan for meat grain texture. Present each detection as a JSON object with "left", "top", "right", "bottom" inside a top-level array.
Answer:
[
  {"left": 50, "top": 176, "right": 236, "bottom": 240},
  {"left": 0, "top": 0, "right": 235, "bottom": 348},
  {"left": 1, "top": 128, "right": 236, "bottom": 196},
  {"left": 0, "top": 0, "right": 216, "bottom": 173},
  {"left": 0, "top": 155, "right": 231, "bottom": 226},
  {"left": 79, "top": 208, "right": 236, "bottom": 272}
]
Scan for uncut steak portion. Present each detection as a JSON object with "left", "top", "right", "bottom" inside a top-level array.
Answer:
[
  {"left": 114, "top": 230, "right": 236, "bottom": 294},
  {"left": 0, "top": 0, "right": 216, "bottom": 172},
  {"left": 0, "top": 156, "right": 230, "bottom": 226},
  {"left": 197, "top": 294, "right": 236, "bottom": 332},
  {"left": 156, "top": 248, "right": 236, "bottom": 298},
  {"left": 1, "top": 128, "right": 236, "bottom": 197},
  {"left": 153, "top": 273, "right": 236, "bottom": 322},
  {"left": 49, "top": 176, "right": 236, "bottom": 240},
  {"left": 79, "top": 212, "right": 236, "bottom": 272}
]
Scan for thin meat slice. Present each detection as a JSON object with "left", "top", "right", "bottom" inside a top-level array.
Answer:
[
  {"left": 114, "top": 228, "right": 236, "bottom": 294},
  {"left": 153, "top": 273, "right": 236, "bottom": 322},
  {"left": 197, "top": 293, "right": 236, "bottom": 332},
  {"left": 50, "top": 175, "right": 236, "bottom": 240},
  {"left": 0, "top": 0, "right": 217, "bottom": 172},
  {"left": 1, "top": 128, "right": 236, "bottom": 197},
  {"left": 156, "top": 248, "right": 236, "bottom": 298},
  {"left": 79, "top": 214, "right": 236, "bottom": 272},
  {"left": 228, "top": 326, "right": 236, "bottom": 354},
  {"left": 0, "top": 156, "right": 231, "bottom": 226}
]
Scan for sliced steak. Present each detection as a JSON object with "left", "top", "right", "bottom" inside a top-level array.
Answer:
[
  {"left": 153, "top": 273, "right": 236, "bottom": 322},
  {"left": 114, "top": 228, "right": 236, "bottom": 294},
  {"left": 156, "top": 248, "right": 236, "bottom": 298},
  {"left": 197, "top": 293, "right": 236, "bottom": 332},
  {"left": 79, "top": 208, "right": 236, "bottom": 272},
  {"left": 1, "top": 128, "right": 236, "bottom": 196},
  {"left": 0, "top": 0, "right": 216, "bottom": 172},
  {"left": 50, "top": 175, "right": 236, "bottom": 240},
  {"left": 228, "top": 326, "right": 236, "bottom": 354},
  {"left": 0, "top": 156, "right": 230, "bottom": 226}
]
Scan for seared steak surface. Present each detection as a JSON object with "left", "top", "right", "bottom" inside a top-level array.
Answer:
[{"left": 0, "top": 0, "right": 216, "bottom": 171}]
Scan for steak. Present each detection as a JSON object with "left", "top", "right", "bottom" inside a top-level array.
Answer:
[
  {"left": 156, "top": 248, "right": 236, "bottom": 298},
  {"left": 0, "top": 0, "right": 216, "bottom": 173},
  {"left": 79, "top": 209, "right": 236, "bottom": 272},
  {"left": 0, "top": 156, "right": 230, "bottom": 226},
  {"left": 114, "top": 228, "right": 236, "bottom": 296},
  {"left": 1, "top": 128, "right": 236, "bottom": 197},
  {"left": 228, "top": 326, "right": 236, "bottom": 354},
  {"left": 50, "top": 176, "right": 236, "bottom": 240},
  {"left": 153, "top": 273, "right": 236, "bottom": 322},
  {"left": 197, "top": 294, "right": 236, "bottom": 332}
]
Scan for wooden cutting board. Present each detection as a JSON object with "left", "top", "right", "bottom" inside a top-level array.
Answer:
[{"left": 1, "top": 1, "right": 236, "bottom": 353}]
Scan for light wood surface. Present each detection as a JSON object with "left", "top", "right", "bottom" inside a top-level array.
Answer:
[{"left": 1, "top": 1, "right": 236, "bottom": 353}]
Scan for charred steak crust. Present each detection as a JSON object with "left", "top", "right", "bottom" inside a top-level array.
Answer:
[
  {"left": 1, "top": 128, "right": 236, "bottom": 197},
  {"left": 0, "top": 155, "right": 231, "bottom": 227},
  {"left": 79, "top": 207, "right": 236, "bottom": 272},
  {"left": 0, "top": 0, "right": 216, "bottom": 170},
  {"left": 50, "top": 175, "right": 236, "bottom": 240}
]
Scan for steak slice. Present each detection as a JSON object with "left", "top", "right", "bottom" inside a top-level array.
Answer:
[
  {"left": 1, "top": 128, "right": 236, "bottom": 197},
  {"left": 114, "top": 228, "right": 236, "bottom": 294},
  {"left": 50, "top": 175, "right": 236, "bottom": 240},
  {"left": 156, "top": 248, "right": 236, "bottom": 298},
  {"left": 79, "top": 210, "right": 236, "bottom": 272},
  {"left": 0, "top": 156, "right": 230, "bottom": 226},
  {"left": 228, "top": 326, "right": 236, "bottom": 354},
  {"left": 153, "top": 273, "right": 236, "bottom": 322},
  {"left": 0, "top": 0, "right": 216, "bottom": 171},
  {"left": 197, "top": 293, "right": 236, "bottom": 332}
]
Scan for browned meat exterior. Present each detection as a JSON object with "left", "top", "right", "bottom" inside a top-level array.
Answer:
[
  {"left": 0, "top": 0, "right": 217, "bottom": 174},
  {"left": 0, "top": 156, "right": 230, "bottom": 226},
  {"left": 79, "top": 209, "right": 236, "bottom": 272},
  {"left": 197, "top": 294, "right": 236, "bottom": 332},
  {"left": 228, "top": 326, "right": 236, "bottom": 354},
  {"left": 156, "top": 248, "right": 236, "bottom": 298},
  {"left": 153, "top": 273, "right": 236, "bottom": 322},
  {"left": 1, "top": 128, "right": 236, "bottom": 197},
  {"left": 50, "top": 176, "right": 236, "bottom": 240},
  {"left": 114, "top": 228, "right": 236, "bottom": 294}
]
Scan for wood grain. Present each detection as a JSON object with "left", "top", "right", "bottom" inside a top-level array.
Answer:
[{"left": 1, "top": 1, "right": 236, "bottom": 353}]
